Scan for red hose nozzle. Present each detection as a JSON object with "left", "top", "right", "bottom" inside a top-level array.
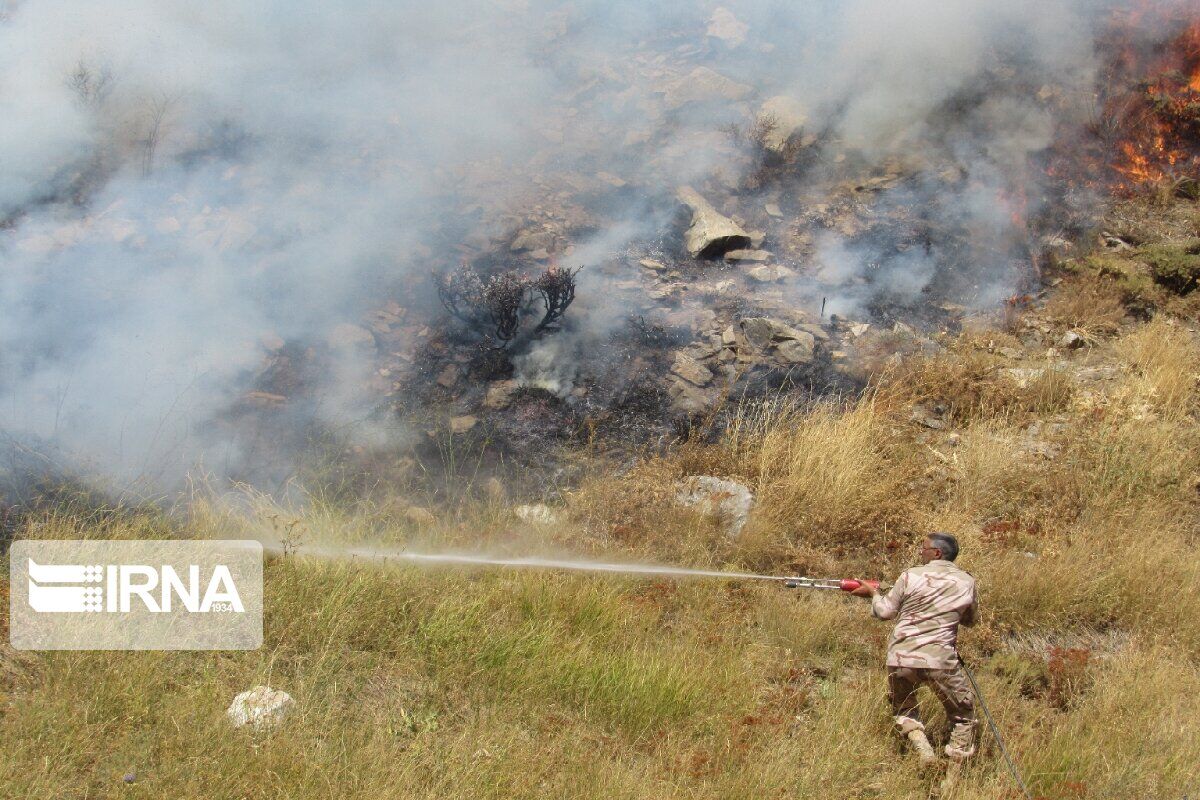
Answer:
[{"left": 840, "top": 578, "right": 880, "bottom": 592}]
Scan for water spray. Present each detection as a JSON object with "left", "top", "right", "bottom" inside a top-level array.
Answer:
[{"left": 264, "top": 541, "right": 881, "bottom": 593}]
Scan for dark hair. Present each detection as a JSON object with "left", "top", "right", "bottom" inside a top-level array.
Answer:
[{"left": 927, "top": 532, "right": 960, "bottom": 561}]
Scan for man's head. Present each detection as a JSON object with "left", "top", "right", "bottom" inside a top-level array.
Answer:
[{"left": 919, "top": 532, "right": 959, "bottom": 564}]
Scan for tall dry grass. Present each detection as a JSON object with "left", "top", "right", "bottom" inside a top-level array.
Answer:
[{"left": 4, "top": 296, "right": 1200, "bottom": 798}]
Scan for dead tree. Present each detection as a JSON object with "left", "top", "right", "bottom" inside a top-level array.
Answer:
[
  {"left": 531, "top": 266, "right": 580, "bottom": 333},
  {"left": 436, "top": 266, "right": 528, "bottom": 343},
  {"left": 480, "top": 272, "right": 527, "bottom": 342}
]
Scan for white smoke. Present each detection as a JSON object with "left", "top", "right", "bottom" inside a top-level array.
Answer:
[{"left": 0, "top": 0, "right": 1139, "bottom": 490}]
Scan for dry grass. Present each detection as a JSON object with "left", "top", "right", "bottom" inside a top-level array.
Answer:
[
  {"left": 882, "top": 345, "right": 1074, "bottom": 426},
  {"left": 5, "top": 260, "right": 1200, "bottom": 797},
  {"left": 1113, "top": 316, "right": 1200, "bottom": 417},
  {"left": 1041, "top": 274, "right": 1128, "bottom": 339},
  {"left": 720, "top": 398, "right": 917, "bottom": 565}
]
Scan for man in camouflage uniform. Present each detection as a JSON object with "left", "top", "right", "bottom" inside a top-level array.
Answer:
[{"left": 851, "top": 532, "right": 978, "bottom": 766}]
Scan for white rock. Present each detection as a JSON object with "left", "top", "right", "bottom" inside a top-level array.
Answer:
[
  {"left": 746, "top": 265, "right": 795, "bottom": 283},
  {"left": 675, "top": 476, "right": 754, "bottom": 537},
  {"left": 676, "top": 186, "right": 751, "bottom": 258},
  {"left": 514, "top": 504, "right": 561, "bottom": 525},
  {"left": 227, "top": 686, "right": 294, "bottom": 729},
  {"left": 706, "top": 7, "right": 748, "bottom": 45},
  {"left": 1057, "top": 331, "right": 1087, "bottom": 349}
]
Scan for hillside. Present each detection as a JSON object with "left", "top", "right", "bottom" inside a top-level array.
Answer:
[{"left": 3, "top": 194, "right": 1199, "bottom": 799}]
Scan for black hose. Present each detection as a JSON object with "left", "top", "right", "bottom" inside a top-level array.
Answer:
[{"left": 958, "top": 653, "right": 1033, "bottom": 800}]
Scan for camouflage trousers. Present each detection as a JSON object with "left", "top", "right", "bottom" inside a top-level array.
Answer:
[{"left": 887, "top": 665, "right": 977, "bottom": 739}]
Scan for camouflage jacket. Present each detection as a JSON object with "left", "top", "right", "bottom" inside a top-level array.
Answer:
[{"left": 871, "top": 559, "right": 978, "bottom": 669}]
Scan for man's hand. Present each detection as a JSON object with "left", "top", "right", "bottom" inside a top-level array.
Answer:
[{"left": 849, "top": 581, "right": 878, "bottom": 598}]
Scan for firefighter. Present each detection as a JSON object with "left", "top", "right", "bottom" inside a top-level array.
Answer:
[{"left": 851, "top": 532, "right": 978, "bottom": 766}]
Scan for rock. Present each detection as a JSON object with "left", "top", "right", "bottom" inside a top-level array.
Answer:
[
  {"left": 738, "top": 317, "right": 814, "bottom": 353},
  {"left": 122, "top": 773, "right": 136, "bottom": 784},
  {"left": 676, "top": 186, "right": 751, "bottom": 258},
  {"left": 849, "top": 323, "right": 871, "bottom": 337},
  {"left": 746, "top": 265, "right": 795, "bottom": 283},
  {"left": 675, "top": 476, "right": 754, "bottom": 537},
  {"left": 328, "top": 324, "right": 376, "bottom": 351},
  {"left": 764, "top": 202, "right": 782, "bottom": 217},
  {"left": 774, "top": 336, "right": 815, "bottom": 365},
  {"left": 757, "top": 96, "right": 807, "bottom": 154},
  {"left": 484, "top": 380, "right": 519, "bottom": 409},
  {"left": 794, "top": 322, "right": 829, "bottom": 341},
  {"left": 1023, "top": 440, "right": 1061, "bottom": 460},
  {"left": 662, "top": 67, "right": 752, "bottom": 110},
  {"left": 227, "top": 686, "right": 294, "bottom": 729},
  {"left": 706, "top": 7, "right": 748, "bottom": 45},
  {"left": 669, "top": 380, "right": 719, "bottom": 414},
  {"left": 510, "top": 229, "right": 554, "bottom": 252},
  {"left": 1002, "top": 368, "right": 1045, "bottom": 388},
  {"left": 671, "top": 352, "right": 714, "bottom": 386},
  {"left": 450, "top": 415, "right": 477, "bottom": 434},
  {"left": 596, "top": 171, "right": 626, "bottom": 187},
  {"left": 436, "top": 364, "right": 459, "bottom": 388},
  {"left": 723, "top": 249, "right": 772, "bottom": 262},
  {"left": 404, "top": 506, "right": 437, "bottom": 526},
  {"left": 514, "top": 504, "right": 561, "bottom": 524},
  {"left": 738, "top": 317, "right": 777, "bottom": 350},
  {"left": 910, "top": 404, "right": 947, "bottom": 430},
  {"left": 1057, "top": 331, "right": 1087, "bottom": 349}
]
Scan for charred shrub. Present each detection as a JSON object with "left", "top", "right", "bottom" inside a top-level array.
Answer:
[
  {"left": 436, "top": 264, "right": 580, "bottom": 345},
  {"left": 467, "top": 341, "right": 515, "bottom": 381},
  {"left": 531, "top": 266, "right": 578, "bottom": 333}
]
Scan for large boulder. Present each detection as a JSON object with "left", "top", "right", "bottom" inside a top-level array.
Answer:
[
  {"left": 676, "top": 186, "right": 751, "bottom": 258},
  {"left": 227, "top": 686, "right": 294, "bottom": 729},
  {"left": 737, "top": 317, "right": 816, "bottom": 366},
  {"left": 675, "top": 476, "right": 754, "bottom": 537},
  {"left": 671, "top": 352, "right": 714, "bottom": 386}
]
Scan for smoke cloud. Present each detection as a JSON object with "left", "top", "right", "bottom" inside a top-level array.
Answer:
[{"left": 0, "top": 0, "right": 1142, "bottom": 491}]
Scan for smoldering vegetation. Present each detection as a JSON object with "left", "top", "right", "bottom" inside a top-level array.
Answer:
[{"left": 0, "top": 0, "right": 1191, "bottom": 503}]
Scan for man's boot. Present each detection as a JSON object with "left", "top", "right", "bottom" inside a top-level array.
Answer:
[
  {"left": 906, "top": 729, "right": 939, "bottom": 767},
  {"left": 944, "top": 723, "right": 976, "bottom": 762}
]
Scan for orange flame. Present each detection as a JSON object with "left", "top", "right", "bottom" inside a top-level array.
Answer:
[{"left": 1108, "top": 11, "right": 1200, "bottom": 191}]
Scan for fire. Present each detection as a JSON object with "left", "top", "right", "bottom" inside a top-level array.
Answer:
[{"left": 1105, "top": 7, "right": 1200, "bottom": 191}]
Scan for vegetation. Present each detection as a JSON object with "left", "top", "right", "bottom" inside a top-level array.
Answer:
[
  {"left": 4, "top": 202, "right": 1200, "bottom": 798},
  {"left": 436, "top": 264, "right": 581, "bottom": 346}
]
